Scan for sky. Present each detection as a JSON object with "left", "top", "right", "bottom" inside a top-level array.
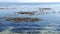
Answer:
[{"left": 0, "top": 0, "right": 60, "bottom": 2}]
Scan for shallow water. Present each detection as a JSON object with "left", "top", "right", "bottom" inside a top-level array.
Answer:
[{"left": 0, "top": 4, "right": 60, "bottom": 34}]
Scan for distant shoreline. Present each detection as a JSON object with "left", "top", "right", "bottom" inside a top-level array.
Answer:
[{"left": 0, "top": 2, "right": 60, "bottom": 5}]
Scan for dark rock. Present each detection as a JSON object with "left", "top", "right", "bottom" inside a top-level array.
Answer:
[{"left": 0, "top": 27, "right": 5, "bottom": 32}]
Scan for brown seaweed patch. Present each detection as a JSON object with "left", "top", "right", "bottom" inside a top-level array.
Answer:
[
  {"left": 16, "top": 12, "right": 35, "bottom": 15},
  {"left": 5, "top": 17, "right": 41, "bottom": 22}
]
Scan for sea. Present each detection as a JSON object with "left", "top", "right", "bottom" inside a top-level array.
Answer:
[{"left": 0, "top": 2, "right": 60, "bottom": 34}]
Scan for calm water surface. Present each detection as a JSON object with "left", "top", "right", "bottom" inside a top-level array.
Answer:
[{"left": 0, "top": 4, "right": 60, "bottom": 34}]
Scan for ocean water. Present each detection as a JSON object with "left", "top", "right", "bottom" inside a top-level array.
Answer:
[{"left": 0, "top": 3, "right": 60, "bottom": 34}]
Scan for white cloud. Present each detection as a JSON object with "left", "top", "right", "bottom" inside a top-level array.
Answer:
[{"left": 0, "top": 0, "right": 60, "bottom": 2}]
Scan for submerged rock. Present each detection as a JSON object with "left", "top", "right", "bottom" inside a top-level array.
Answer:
[
  {"left": 0, "top": 22, "right": 6, "bottom": 32},
  {"left": 0, "top": 22, "right": 5, "bottom": 27},
  {"left": 0, "top": 27, "right": 5, "bottom": 32}
]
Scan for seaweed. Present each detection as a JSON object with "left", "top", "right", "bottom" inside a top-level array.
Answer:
[
  {"left": 5, "top": 17, "right": 41, "bottom": 23},
  {"left": 16, "top": 12, "right": 35, "bottom": 15}
]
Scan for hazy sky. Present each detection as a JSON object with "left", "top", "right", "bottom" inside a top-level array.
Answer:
[{"left": 0, "top": 0, "right": 60, "bottom": 2}]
